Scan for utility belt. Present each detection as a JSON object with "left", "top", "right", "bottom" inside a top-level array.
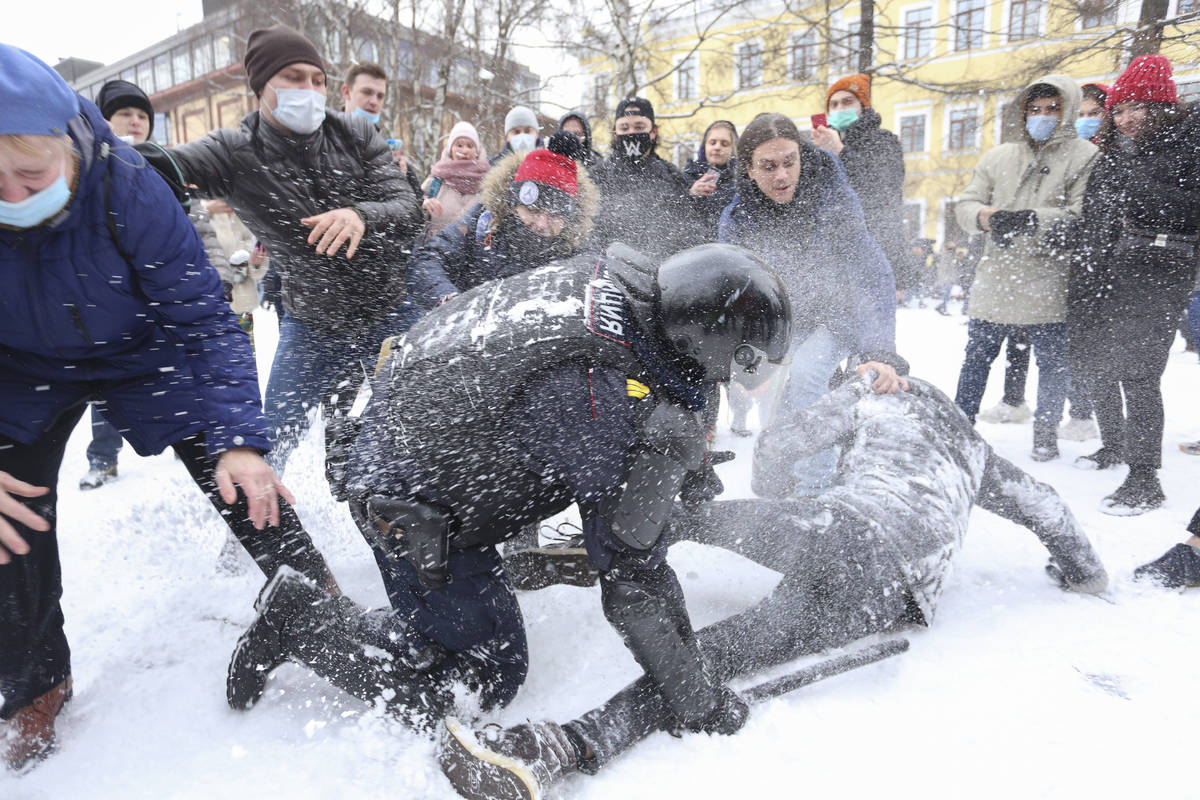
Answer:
[
  {"left": 1119, "top": 226, "right": 1199, "bottom": 259},
  {"left": 365, "top": 495, "right": 452, "bottom": 589}
]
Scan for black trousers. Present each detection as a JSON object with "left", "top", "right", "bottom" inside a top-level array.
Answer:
[{"left": 0, "top": 402, "right": 332, "bottom": 719}]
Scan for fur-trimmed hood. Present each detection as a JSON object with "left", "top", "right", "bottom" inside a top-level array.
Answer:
[{"left": 478, "top": 149, "right": 600, "bottom": 250}]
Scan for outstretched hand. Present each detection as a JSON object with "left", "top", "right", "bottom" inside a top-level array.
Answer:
[
  {"left": 856, "top": 361, "right": 909, "bottom": 394},
  {"left": 301, "top": 208, "right": 365, "bottom": 258},
  {"left": 214, "top": 448, "right": 296, "bottom": 530},
  {"left": 0, "top": 472, "right": 50, "bottom": 565}
]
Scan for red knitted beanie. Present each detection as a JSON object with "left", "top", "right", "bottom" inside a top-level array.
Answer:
[
  {"left": 1106, "top": 55, "right": 1177, "bottom": 110},
  {"left": 513, "top": 148, "right": 578, "bottom": 196}
]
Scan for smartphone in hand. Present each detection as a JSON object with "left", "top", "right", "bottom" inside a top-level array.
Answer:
[
  {"left": 812, "top": 113, "right": 828, "bottom": 129},
  {"left": 426, "top": 176, "right": 444, "bottom": 198}
]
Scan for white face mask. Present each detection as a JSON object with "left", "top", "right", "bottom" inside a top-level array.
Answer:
[
  {"left": 509, "top": 133, "right": 536, "bottom": 152},
  {"left": 269, "top": 88, "right": 327, "bottom": 135}
]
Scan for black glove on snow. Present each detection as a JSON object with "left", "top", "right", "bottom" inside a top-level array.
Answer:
[
  {"left": 679, "top": 451, "right": 735, "bottom": 508},
  {"left": 988, "top": 209, "right": 1038, "bottom": 248}
]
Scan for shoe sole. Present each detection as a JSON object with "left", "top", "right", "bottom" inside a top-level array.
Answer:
[
  {"left": 1099, "top": 499, "right": 1164, "bottom": 517},
  {"left": 505, "top": 548, "right": 598, "bottom": 591},
  {"left": 227, "top": 567, "right": 308, "bottom": 710},
  {"left": 439, "top": 717, "right": 540, "bottom": 800}
]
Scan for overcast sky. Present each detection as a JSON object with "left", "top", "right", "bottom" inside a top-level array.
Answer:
[{"left": 8, "top": 0, "right": 584, "bottom": 111}]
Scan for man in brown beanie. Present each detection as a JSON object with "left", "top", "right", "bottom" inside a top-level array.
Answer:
[{"left": 162, "top": 24, "right": 424, "bottom": 476}]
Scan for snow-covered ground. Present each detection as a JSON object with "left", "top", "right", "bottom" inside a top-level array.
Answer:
[{"left": 4, "top": 302, "right": 1198, "bottom": 800}]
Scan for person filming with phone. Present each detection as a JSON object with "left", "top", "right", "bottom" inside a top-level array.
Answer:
[{"left": 683, "top": 120, "right": 739, "bottom": 243}]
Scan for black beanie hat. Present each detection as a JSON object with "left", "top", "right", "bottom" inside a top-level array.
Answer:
[
  {"left": 97, "top": 80, "right": 154, "bottom": 137},
  {"left": 243, "top": 24, "right": 326, "bottom": 96},
  {"left": 615, "top": 96, "right": 655, "bottom": 124}
]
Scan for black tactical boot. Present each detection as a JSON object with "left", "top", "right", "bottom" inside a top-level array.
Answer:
[
  {"left": 1134, "top": 543, "right": 1200, "bottom": 588},
  {"left": 227, "top": 566, "right": 325, "bottom": 710},
  {"left": 438, "top": 717, "right": 581, "bottom": 800},
  {"left": 504, "top": 525, "right": 598, "bottom": 591},
  {"left": 1100, "top": 467, "right": 1165, "bottom": 516}
]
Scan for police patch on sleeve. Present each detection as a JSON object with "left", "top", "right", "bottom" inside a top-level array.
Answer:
[{"left": 518, "top": 180, "right": 540, "bottom": 206}]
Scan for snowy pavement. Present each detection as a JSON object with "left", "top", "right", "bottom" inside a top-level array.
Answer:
[{"left": 3, "top": 303, "right": 1198, "bottom": 799}]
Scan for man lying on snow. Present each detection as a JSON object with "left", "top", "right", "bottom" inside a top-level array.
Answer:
[
  {"left": 437, "top": 371, "right": 1110, "bottom": 800},
  {"left": 223, "top": 243, "right": 794, "bottom": 738}
]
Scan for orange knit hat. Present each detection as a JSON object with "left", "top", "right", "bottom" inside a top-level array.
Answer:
[{"left": 826, "top": 73, "right": 871, "bottom": 109}]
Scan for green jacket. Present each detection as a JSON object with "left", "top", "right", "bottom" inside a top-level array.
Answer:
[{"left": 956, "top": 73, "right": 1098, "bottom": 325}]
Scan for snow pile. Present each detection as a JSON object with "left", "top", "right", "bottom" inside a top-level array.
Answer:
[{"left": 3, "top": 302, "right": 1198, "bottom": 799}]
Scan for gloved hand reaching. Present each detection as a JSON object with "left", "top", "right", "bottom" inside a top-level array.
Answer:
[{"left": 988, "top": 209, "right": 1038, "bottom": 248}]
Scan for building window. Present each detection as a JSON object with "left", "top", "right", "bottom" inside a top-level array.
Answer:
[
  {"left": 1080, "top": 0, "right": 1119, "bottom": 25},
  {"left": 735, "top": 41, "right": 763, "bottom": 89},
  {"left": 193, "top": 36, "right": 214, "bottom": 76},
  {"left": 592, "top": 73, "right": 611, "bottom": 117},
  {"left": 213, "top": 32, "right": 232, "bottom": 67},
  {"left": 948, "top": 107, "right": 980, "bottom": 150},
  {"left": 899, "top": 114, "right": 927, "bottom": 152},
  {"left": 1178, "top": 78, "right": 1200, "bottom": 101},
  {"left": 904, "top": 7, "right": 934, "bottom": 60},
  {"left": 172, "top": 46, "right": 192, "bottom": 85},
  {"left": 954, "top": 0, "right": 986, "bottom": 50},
  {"left": 1178, "top": 0, "right": 1198, "bottom": 12},
  {"left": 153, "top": 54, "right": 172, "bottom": 93},
  {"left": 790, "top": 29, "right": 819, "bottom": 79},
  {"left": 136, "top": 61, "right": 153, "bottom": 93},
  {"left": 1009, "top": 0, "right": 1042, "bottom": 40},
  {"left": 832, "top": 21, "right": 862, "bottom": 72},
  {"left": 902, "top": 202, "right": 924, "bottom": 242},
  {"left": 676, "top": 54, "right": 697, "bottom": 101}
]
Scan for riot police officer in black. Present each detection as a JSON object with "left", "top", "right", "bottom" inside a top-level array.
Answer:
[{"left": 225, "top": 242, "right": 792, "bottom": 739}]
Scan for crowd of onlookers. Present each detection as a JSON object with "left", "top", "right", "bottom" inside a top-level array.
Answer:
[{"left": 2, "top": 24, "right": 1199, "bottom": 773}]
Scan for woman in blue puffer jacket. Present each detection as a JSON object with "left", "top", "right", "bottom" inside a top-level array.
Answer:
[{"left": 0, "top": 45, "right": 334, "bottom": 771}]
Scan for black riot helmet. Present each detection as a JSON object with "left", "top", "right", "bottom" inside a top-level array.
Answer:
[{"left": 655, "top": 243, "right": 791, "bottom": 382}]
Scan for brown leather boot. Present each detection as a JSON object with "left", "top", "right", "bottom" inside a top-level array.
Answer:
[{"left": 2, "top": 677, "right": 72, "bottom": 772}]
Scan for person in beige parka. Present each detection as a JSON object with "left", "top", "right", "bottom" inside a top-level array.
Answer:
[{"left": 952, "top": 74, "right": 1098, "bottom": 462}]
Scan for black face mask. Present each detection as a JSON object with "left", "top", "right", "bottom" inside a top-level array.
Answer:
[{"left": 614, "top": 132, "right": 654, "bottom": 160}]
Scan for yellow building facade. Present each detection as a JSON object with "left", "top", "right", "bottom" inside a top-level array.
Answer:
[{"left": 586, "top": 0, "right": 1199, "bottom": 243}]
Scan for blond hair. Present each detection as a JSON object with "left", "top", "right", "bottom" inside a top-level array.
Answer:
[{"left": 0, "top": 133, "right": 73, "bottom": 158}]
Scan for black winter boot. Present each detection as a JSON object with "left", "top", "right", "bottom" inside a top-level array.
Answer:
[
  {"left": 227, "top": 566, "right": 325, "bottom": 710},
  {"left": 438, "top": 717, "right": 581, "bottom": 800},
  {"left": 1031, "top": 428, "right": 1059, "bottom": 463},
  {"left": 1100, "top": 466, "right": 1165, "bottom": 516},
  {"left": 1074, "top": 446, "right": 1124, "bottom": 471},
  {"left": 1134, "top": 543, "right": 1200, "bottom": 588}
]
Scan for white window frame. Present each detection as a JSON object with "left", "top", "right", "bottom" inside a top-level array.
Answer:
[
  {"left": 734, "top": 39, "right": 765, "bottom": 90},
  {"left": 830, "top": 18, "right": 863, "bottom": 74},
  {"left": 789, "top": 28, "right": 820, "bottom": 81},
  {"left": 591, "top": 71, "right": 612, "bottom": 118},
  {"left": 900, "top": 3, "right": 936, "bottom": 61},
  {"left": 897, "top": 108, "right": 932, "bottom": 154},
  {"left": 944, "top": 100, "right": 984, "bottom": 151},
  {"left": 675, "top": 53, "right": 699, "bottom": 102},
  {"left": 903, "top": 198, "right": 928, "bottom": 242},
  {"left": 992, "top": 93, "right": 1019, "bottom": 146},
  {"left": 1004, "top": 0, "right": 1047, "bottom": 42},
  {"left": 952, "top": 0, "right": 988, "bottom": 52}
]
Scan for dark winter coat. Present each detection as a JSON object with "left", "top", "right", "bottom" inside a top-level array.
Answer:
[
  {"left": 557, "top": 111, "right": 602, "bottom": 167},
  {"left": 681, "top": 156, "right": 737, "bottom": 245},
  {"left": 838, "top": 109, "right": 918, "bottom": 290},
  {"left": 0, "top": 100, "right": 268, "bottom": 455},
  {"left": 718, "top": 140, "right": 896, "bottom": 354},
  {"left": 1069, "top": 103, "right": 1200, "bottom": 375},
  {"left": 169, "top": 109, "right": 424, "bottom": 331},
  {"left": 405, "top": 150, "right": 600, "bottom": 307},
  {"left": 591, "top": 148, "right": 693, "bottom": 259}
]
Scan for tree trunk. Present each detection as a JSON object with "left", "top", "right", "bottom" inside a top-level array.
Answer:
[
  {"left": 1130, "top": 0, "right": 1169, "bottom": 57},
  {"left": 858, "top": 0, "right": 875, "bottom": 73}
]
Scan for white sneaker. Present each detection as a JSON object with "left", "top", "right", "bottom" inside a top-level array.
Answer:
[
  {"left": 1058, "top": 417, "right": 1098, "bottom": 441},
  {"left": 977, "top": 401, "right": 1032, "bottom": 424}
]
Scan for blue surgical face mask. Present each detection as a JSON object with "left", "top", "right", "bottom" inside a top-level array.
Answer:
[
  {"left": 1025, "top": 114, "right": 1058, "bottom": 142},
  {"left": 509, "top": 133, "right": 536, "bottom": 152},
  {"left": 353, "top": 107, "right": 381, "bottom": 125},
  {"left": 828, "top": 109, "right": 859, "bottom": 132},
  {"left": 0, "top": 172, "right": 72, "bottom": 229},
  {"left": 1074, "top": 117, "right": 1101, "bottom": 139},
  {"left": 270, "top": 88, "right": 327, "bottom": 135}
]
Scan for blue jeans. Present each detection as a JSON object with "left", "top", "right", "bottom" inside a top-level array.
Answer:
[
  {"left": 758, "top": 326, "right": 845, "bottom": 495},
  {"left": 85, "top": 404, "right": 123, "bottom": 470},
  {"left": 265, "top": 301, "right": 423, "bottom": 471},
  {"left": 1185, "top": 290, "right": 1200, "bottom": 352},
  {"left": 955, "top": 319, "right": 1068, "bottom": 438}
]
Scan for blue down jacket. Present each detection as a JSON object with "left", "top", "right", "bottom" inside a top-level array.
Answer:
[{"left": 0, "top": 98, "right": 268, "bottom": 456}]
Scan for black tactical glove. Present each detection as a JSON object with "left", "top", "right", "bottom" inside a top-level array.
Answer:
[
  {"left": 989, "top": 209, "right": 1038, "bottom": 248},
  {"left": 691, "top": 686, "right": 750, "bottom": 736},
  {"left": 679, "top": 450, "right": 735, "bottom": 507}
]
